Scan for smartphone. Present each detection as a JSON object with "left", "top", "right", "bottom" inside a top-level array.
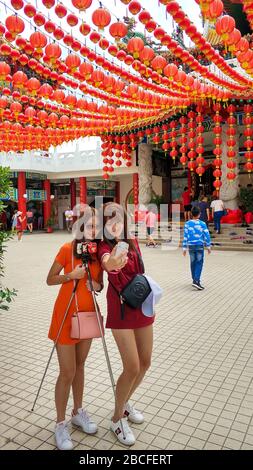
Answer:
[{"left": 115, "top": 241, "right": 129, "bottom": 256}]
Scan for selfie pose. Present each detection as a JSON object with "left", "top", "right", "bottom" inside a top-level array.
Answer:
[
  {"left": 98, "top": 203, "right": 161, "bottom": 446},
  {"left": 47, "top": 209, "right": 104, "bottom": 450}
]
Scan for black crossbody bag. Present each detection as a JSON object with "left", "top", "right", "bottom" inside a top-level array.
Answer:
[{"left": 109, "top": 246, "right": 151, "bottom": 320}]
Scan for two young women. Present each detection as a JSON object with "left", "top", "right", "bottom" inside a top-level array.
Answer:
[{"left": 47, "top": 205, "right": 154, "bottom": 450}]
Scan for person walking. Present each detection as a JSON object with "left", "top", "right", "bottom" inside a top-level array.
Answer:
[
  {"left": 182, "top": 186, "right": 192, "bottom": 221},
  {"left": 183, "top": 206, "right": 211, "bottom": 290},
  {"left": 26, "top": 209, "right": 34, "bottom": 233},
  {"left": 16, "top": 211, "right": 26, "bottom": 241},
  {"left": 145, "top": 206, "right": 157, "bottom": 247},
  {"left": 11, "top": 210, "right": 18, "bottom": 232},
  {"left": 65, "top": 206, "right": 74, "bottom": 232},
  {"left": 46, "top": 208, "right": 108, "bottom": 450},
  {"left": 199, "top": 196, "right": 210, "bottom": 226},
  {"left": 98, "top": 202, "right": 157, "bottom": 446},
  {"left": 210, "top": 196, "right": 225, "bottom": 234}
]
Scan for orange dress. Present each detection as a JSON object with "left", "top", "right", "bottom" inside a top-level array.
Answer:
[{"left": 48, "top": 242, "right": 102, "bottom": 345}]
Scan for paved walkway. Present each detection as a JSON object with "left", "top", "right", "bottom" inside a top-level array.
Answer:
[{"left": 0, "top": 233, "right": 253, "bottom": 450}]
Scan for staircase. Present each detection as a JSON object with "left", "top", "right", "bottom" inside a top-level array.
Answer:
[{"left": 138, "top": 223, "right": 253, "bottom": 252}]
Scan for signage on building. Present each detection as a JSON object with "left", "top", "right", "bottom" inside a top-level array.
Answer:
[
  {"left": 87, "top": 181, "right": 116, "bottom": 197},
  {"left": 9, "top": 172, "right": 47, "bottom": 180},
  {"left": 0, "top": 188, "right": 18, "bottom": 201},
  {"left": 27, "top": 190, "right": 46, "bottom": 201}
]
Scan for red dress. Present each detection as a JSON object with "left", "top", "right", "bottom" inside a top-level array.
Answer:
[{"left": 98, "top": 240, "right": 155, "bottom": 330}]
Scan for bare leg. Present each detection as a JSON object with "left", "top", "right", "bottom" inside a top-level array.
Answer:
[
  {"left": 126, "top": 325, "right": 153, "bottom": 402},
  {"left": 72, "top": 339, "right": 92, "bottom": 414},
  {"left": 55, "top": 344, "right": 76, "bottom": 423},
  {"left": 111, "top": 329, "right": 140, "bottom": 423}
]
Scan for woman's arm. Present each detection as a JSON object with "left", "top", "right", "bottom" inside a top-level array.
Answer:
[
  {"left": 101, "top": 245, "right": 128, "bottom": 273},
  {"left": 46, "top": 261, "right": 85, "bottom": 286}
]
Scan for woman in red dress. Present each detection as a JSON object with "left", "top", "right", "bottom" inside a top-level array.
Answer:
[{"left": 98, "top": 203, "right": 154, "bottom": 446}]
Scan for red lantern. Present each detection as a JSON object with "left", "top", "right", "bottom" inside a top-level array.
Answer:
[
  {"left": 26, "top": 77, "right": 41, "bottom": 95},
  {"left": 34, "top": 13, "right": 45, "bottom": 27},
  {"left": 55, "top": 3, "right": 67, "bottom": 18},
  {"left": 38, "top": 83, "right": 53, "bottom": 99},
  {"left": 138, "top": 11, "right": 151, "bottom": 25},
  {"left": 66, "top": 53, "right": 81, "bottom": 71},
  {"left": 30, "top": 32, "right": 47, "bottom": 51},
  {"left": 45, "top": 43, "right": 62, "bottom": 63},
  {"left": 79, "top": 62, "right": 93, "bottom": 79},
  {"left": 128, "top": 1, "right": 141, "bottom": 15},
  {"left": 80, "top": 22, "right": 91, "bottom": 36},
  {"left": 0, "top": 61, "right": 11, "bottom": 80},
  {"left": 42, "top": 21, "right": 54, "bottom": 33},
  {"left": 11, "top": 0, "right": 24, "bottom": 10},
  {"left": 127, "top": 37, "right": 144, "bottom": 58},
  {"left": 53, "top": 28, "right": 64, "bottom": 40},
  {"left": 67, "top": 14, "right": 79, "bottom": 27},
  {"left": 12, "top": 71, "right": 27, "bottom": 88},
  {"left": 154, "top": 27, "right": 165, "bottom": 41},
  {"left": 92, "top": 7, "right": 111, "bottom": 31},
  {"left": 164, "top": 63, "right": 178, "bottom": 81},
  {"left": 90, "top": 31, "right": 101, "bottom": 43},
  {"left": 42, "top": 0, "right": 55, "bottom": 8},
  {"left": 109, "top": 22, "right": 128, "bottom": 41},
  {"left": 216, "top": 15, "right": 235, "bottom": 40},
  {"left": 72, "top": 0, "right": 92, "bottom": 11},
  {"left": 24, "top": 4, "right": 36, "bottom": 17},
  {"left": 139, "top": 46, "right": 155, "bottom": 66},
  {"left": 151, "top": 55, "right": 167, "bottom": 74},
  {"left": 5, "top": 15, "right": 25, "bottom": 37}
]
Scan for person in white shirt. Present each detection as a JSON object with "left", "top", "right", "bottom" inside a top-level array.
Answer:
[
  {"left": 65, "top": 206, "right": 73, "bottom": 232},
  {"left": 210, "top": 197, "right": 225, "bottom": 234}
]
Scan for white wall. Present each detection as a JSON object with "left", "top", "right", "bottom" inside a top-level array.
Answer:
[{"left": 120, "top": 175, "right": 134, "bottom": 208}]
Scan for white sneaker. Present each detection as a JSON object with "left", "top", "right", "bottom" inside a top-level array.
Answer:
[
  {"left": 110, "top": 417, "right": 135, "bottom": 446},
  {"left": 71, "top": 408, "right": 98, "bottom": 434},
  {"left": 124, "top": 402, "right": 144, "bottom": 424},
  {"left": 55, "top": 420, "right": 73, "bottom": 450}
]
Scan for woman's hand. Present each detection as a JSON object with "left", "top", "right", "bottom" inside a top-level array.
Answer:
[
  {"left": 103, "top": 245, "right": 128, "bottom": 272},
  {"left": 86, "top": 280, "right": 102, "bottom": 292},
  {"left": 70, "top": 265, "right": 86, "bottom": 280}
]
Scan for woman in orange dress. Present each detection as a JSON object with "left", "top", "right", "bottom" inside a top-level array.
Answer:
[{"left": 46, "top": 208, "right": 124, "bottom": 450}]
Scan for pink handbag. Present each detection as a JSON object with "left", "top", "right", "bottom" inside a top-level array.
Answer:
[
  {"left": 71, "top": 311, "right": 104, "bottom": 340},
  {"left": 70, "top": 248, "right": 104, "bottom": 340}
]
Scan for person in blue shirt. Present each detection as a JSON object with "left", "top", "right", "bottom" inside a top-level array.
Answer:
[{"left": 183, "top": 206, "right": 211, "bottom": 290}]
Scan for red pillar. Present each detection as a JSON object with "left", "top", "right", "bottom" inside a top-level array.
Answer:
[
  {"left": 70, "top": 178, "right": 76, "bottom": 209},
  {"left": 115, "top": 181, "right": 120, "bottom": 204},
  {"left": 18, "top": 172, "right": 27, "bottom": 230},
  {"left": 79, "top": 177, "right": 87, "bottom": 205},
  {"left": 133, "top": 173, "right": 139, "bottom": 206},
  {"left": 43, "top": 179, "right": 51, "bottom": 225}
]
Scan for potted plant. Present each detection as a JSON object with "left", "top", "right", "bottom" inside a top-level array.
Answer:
[{"left": 45, "top": 215, "right": 54, "bottom": 233}]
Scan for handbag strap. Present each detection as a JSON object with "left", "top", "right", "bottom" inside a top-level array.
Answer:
[
  {"left": 72, "top": 245, "right": 79, "bottom": 312},
  {"left": 72, "top": 244, "right": 100, "bottom": 314}
]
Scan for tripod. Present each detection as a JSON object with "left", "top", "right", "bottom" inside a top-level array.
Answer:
[{"left": 31, "top": 255, "right": 126, "bottom": 440}]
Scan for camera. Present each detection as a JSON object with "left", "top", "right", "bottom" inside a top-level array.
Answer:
[{"left": 77, "top": 242, "right": 97, "bottom": 264}]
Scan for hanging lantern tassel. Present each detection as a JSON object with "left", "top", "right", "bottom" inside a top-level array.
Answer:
[
  {"left": 169, "top": 120, "right": 178, "bottom": 163},
  {"left": 243, "top": 103, "right": 253, "bottom": 176},
  {"left": 179, "top": 116, "right": 188, "bottom": 168},
  {"left": 187, "top": 110, "right": 196, "bottom": 173},
  {"left": 212, "top": 103, "right": 223, "bottom": 194},
  {"left": 162, "top": 123, "right": 169, "bottom": 156},
  {"left": 226, "top": 104, "right": 237, "bottom": 182},
  {"left": 196, "top": 105, "right": 205, "bottom": 181}
]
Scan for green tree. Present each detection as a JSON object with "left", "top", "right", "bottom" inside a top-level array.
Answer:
[{"left": 0, "top": 166, "right": 17, "bottom": 311}]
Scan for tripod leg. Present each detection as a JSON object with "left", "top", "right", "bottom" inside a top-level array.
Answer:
[
  {"left": 31, "top": 285, "right": 78, "bottom": 412},
  {"left": 85, "top": 263, "right": 126, "bottom": 440}
]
